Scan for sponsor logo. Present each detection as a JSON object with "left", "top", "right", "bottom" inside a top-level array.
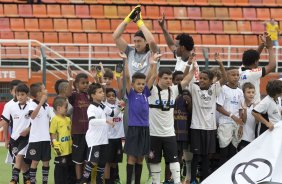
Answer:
[{"left": 231, "top": 158, "right": 272, "bottom": 184}]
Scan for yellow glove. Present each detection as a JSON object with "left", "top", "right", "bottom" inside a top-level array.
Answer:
[
  {"left": 134, "top": 12, "right": 144, "bottom": 28},
  {"left": 115, "top": 71, "right": 121, "bottom": 78},
  {"left": 97, "top": 71, "right": 103, "bottom": 78},
  {"left": 52, "top": 140, "right": 62, "bottom": 155},
  {"left": 124, "top": 5, "right": 141, "bottom": 23}
]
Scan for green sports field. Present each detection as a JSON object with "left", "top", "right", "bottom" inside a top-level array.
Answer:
[{"left": 0, "top": 147, "right": 166, "bottom": 184}]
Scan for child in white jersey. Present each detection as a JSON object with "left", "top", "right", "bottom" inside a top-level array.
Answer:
[
  {"left": 216, "top": 67, "right": 244, "bottom": 166},
  {"left": 2, "top": 84, "right": 31, "bottom": 184},
  {"left": 252, "top": 80, "right": 282, "bottom": 134},
  {"left": 80, "top": 83, "right": 123, "bottom": 184},
  {"left": 238, "top": 82, "right": 257, "bottom": 151},
  {"left": 26, "top": 83, "right": 51, "bottom": 184},
  {"left": 189, "top": 53, "right": 227, "bottom": 184},
  {"left": 104, "top": 88, "right": 124, "bottom": 184}
]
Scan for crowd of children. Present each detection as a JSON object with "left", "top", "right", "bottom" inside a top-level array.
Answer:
[{"left": 1, "top": 4, "right": 282, "bottom": 184}]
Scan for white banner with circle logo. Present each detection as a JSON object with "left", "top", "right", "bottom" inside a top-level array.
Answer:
[{"left": 202, "top": 122, "right": 282, "bottom": 184}]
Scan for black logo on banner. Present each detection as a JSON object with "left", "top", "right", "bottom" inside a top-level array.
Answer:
[{"left": 232, "top": 158, "right": 272, "bottom": 184}]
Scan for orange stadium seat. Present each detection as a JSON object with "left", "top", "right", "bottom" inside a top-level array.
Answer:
[
  {"left": 230, "top": 35, "right": 244, "bottom": 45},
  {"left": 201, "top": 7, "right": 215, "bottom": 19},
  {"left": 229, "top": 8, "right": 243, "bottom": 20},
  {"left": 82, "top": 19, "right": 96, "bottom": 32},
  {"left": 251, "top": 21, "right": 264, "bottom": 33},
  {"left": 108, "top": 46, "right": 120, "bottom": 58},
  {"left": 33, "top": 5, "right": 47, "bottom": 17},
  {"left": 181, "top": 20, "right": 196, "bottom": 33},
  {"left": 18, "top": 4, "right": 33, "bottom": 17},
  {"left": 166, "top": 0, "right": 181, "bottom": 5},
  {"left": 0, "top": 31, "right": 14, "bottom": 39},
  {"left": 47, "top": 5, "right": 61, "bottom": 18},
  {"left": 235, "top": 0, "right": 248, "bottom": 5},
  {"left": 117, "top": 6, "right": 131, "bottom": 18},
  {"left": 179, "top": 0, "right": 194, "bottom": 4},
  {"left": 159, "top": 34, "right": 166, "bottom": 44},
  {"left": 223, "top": 21, "right": 237, "bottom": 33},
  {"left": 249, "top": 0, "right": 262, "bottom": 5},
  {"left": 256, "top": 8, "right": 270, "bottom": 20},
  {"left": 44, "top": 32, "right": 58, "bottom": 43},
  {"left": 243, "top": 8, "right": 256, "bottom": 20},
  {"left": 216, "top": 35, "right": 230, "bottom": 45},
  {"left": 25, "top": 19, "right": 39, "bottom": 31},
  {"left": 90, "top": 5, "right": 104, "bottom": 18},
  {"left": 144, "top": 20, "right": 153, "bottom": 31},
  {"left": 88, "top": 33, "right": 102, "bottom": 43},
  {"left": 215, "top": 8, "right": 229, "bottom": 20},
  {"left": 0, "top": 18, "right": 10, "bottom": 31},
  {"left": 61, "top": 5, "right": 76, "bottom": 18},
  {"left": 102, "top": 33, "right": 114, "bottom": 43},
  {"left": 42, "top": 0, "right": 57, "bottom": 3},
  {"left": 209, "top": 20, "right": 223, "bottom": 33},
  {"left": 194, "top": 0, "right": 208, "bottom": 5},
  {"left": 270, "top": 8, "right": 282, "bottom": 20},
  {"left": 173, "top": 7, "right": 187, "bottom": 18},
  {"left": 221, "top": 0, "right": 235, "bottom": 5},
  {"left": 262, "top": 0, "right": 276, "bottom": 5},
  {"left": 73, "top": 33, "right": 88, "bottom": 43},
  {"left": 202, "top": 34, "right": 216, "bottom": 45},
  {"left": 0, "top": 4, "right": 3, "bottom": 17},
  {"left": 145, "top": 6, "right": 160, "bottom": 19},
  {"left": 96, "top": 19, "right": 111, "bottom": 32},
  {"left": 94, "top": 46, "right": 109, "bottom": 58},
  {"left": 58, "top": 32, "right": 73, "bottom": 43},
  {"left": 237, "top": 21, "right": 251, "bottom": 33},
  {"left": 125, "top": 22, "right": 137, "bottom": 33},
  {"left": 159, "top": 6, "right": 174, "bottom": 19},
  {"left": 29, "top": 32, "right": 44, "bottom": 42},
  {"left": 79, "top": 46, "right": 89, "bottom": 58},
  {"left": 39, "top": 19, "right": 54, "bottom": 31},
  {"left": 167, "top": 20, "right": 181, "bottom": 33},
  {"left": 244, "top": 35, "right": 258, "bottom": 45},
  {"left": 68, "top": 19, "right": 82, "bottom": 32},
  {"left": 4, "top": 4, "right": 18, "bottom": 17},
  {"left": 104, "top": 5, "right": 118, "bottom": 18},
  {"left": 110, "top": 19, "right": 121, "bottom": 31},
  {"left": 152, "top": 20, "right": 162, "bottom": 33},
  {"left": 76, "top": 5, "right": 91, "bottom": 18},
  {"left": 196, "top": 21, "right": 209, "bottom": 33},
  {"left": 208, "top": 0, "right": 221, "bottom": 5},
  {"left": 65, "top": 46, "right": 80, "bottom": 58},
  {"left": 14, "top": 32, "right": 29, "bottom": 40},
  {"left": 187, "top": 7, "right": 201, "bottom": 19},
  {"left": 54, "top": 19, "right": 68, "bottom": 32},
  {"left": 10, "top": 18, "right": 25, "bottom": 31}
]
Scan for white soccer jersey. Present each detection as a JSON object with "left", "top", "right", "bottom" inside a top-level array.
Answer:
[
  {"left": 189, "top": 82, "right": 222, "bottom": 130},
  {"left": 86, "top": 102, "right": 120, "bottom": 147},
  {"left": 253, "top": 95, "right": 282, "bottom": 124},
  {"left": 1, "top": 99, "right": 17, "bottom": 124},
  {"left": 242, "top": 104, "right": 256, "bottom": 142},
  {"left": 148, "top": 84, "right": 181, "bottom": 137},
  {"left": 174, "top": 57, "right": 199, "bottom": 82},
  {"left": 1, "top": 101, "right": 30, "bottom": 140},
  {"left": 239, "top": 67, "right": 266, "bottom": 102},
  {"left": 29, "top": 100, "right": 51, "bottom": 142},
  {"left": 217, "top": 85, "right": 244, "bottom": 124},
  {"left": 105, "top": 102, "right": 124, "bottom": 139}
]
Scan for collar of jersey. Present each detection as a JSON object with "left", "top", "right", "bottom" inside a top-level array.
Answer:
[
  {"left": 18, "top": 103, "right": 27, "bottom": 110},
  {"left": 33, "top": 99, "right": 47, "bottom": 109},
  {"left": 91, "top": 102, "right": 105, "bottom": 109}
]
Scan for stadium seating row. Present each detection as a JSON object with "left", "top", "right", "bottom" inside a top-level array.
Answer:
[
  {"left": 0, "top": 17, "right": 273, "bottom": 34},
  {"left": 1, "top": 4, "right": 282, "bottom": 21},
  {"left": 0, "top": 31, "right": 271, "bottom": 46},
  {"left": 2, "top": 0, "right": 282, "bottom": 7}
]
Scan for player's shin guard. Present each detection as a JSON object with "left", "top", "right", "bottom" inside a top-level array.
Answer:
[
  {"left": 82, "top": 162, "right": 94, "bottom": 181},
  {"left": 150, "top": 163, "right": 161, "bottom": 184},
  {"left": 170, "top": 162, "right": 181, "bottom": 183},
  {"left": 29, "top": 168, "right": 37, "bottom": 184},
  {"left": 11, "top": 167, "right": 20, "bottom": 182},
  {"left": 23, "top": 169, "right": 30, "bottom": 183}
]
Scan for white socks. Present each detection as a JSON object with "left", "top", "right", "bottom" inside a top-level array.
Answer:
[
  {"left": 150, "top": 163, "right": 161, "bottom": 184},
  {"left": 170, "top": 162, "right": 181, "bottom": 183}
]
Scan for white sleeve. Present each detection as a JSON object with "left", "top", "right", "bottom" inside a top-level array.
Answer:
[
  {"left": 48, "top": 106, "right": 56, "bottom": 121},
  {"left": 239, "top": 90, "right": 244, "bottom": 110},
  {"left": 87, "top": 105, "right": 107, "bottom": 126},
  {"left": 214, "top": 82, "right": 222, "bottom": 97},
  {"left": 216, "top": 88, "right": 225, "bottom": 106},
  {"left": 171, "top": 84, "right": 180, "bottom": 100},
  {"left": 253, "top": 98, "right": 269, "bottom": 114},
  {"left": 29, "top": 101, "right": 37, "bottom": 111},
  {"left": 1, "top": 102, "right": 11, "bottom": 122}
]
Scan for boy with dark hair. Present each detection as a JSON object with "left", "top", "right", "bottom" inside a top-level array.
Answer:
[
  {"left": 50, "top": 96, "right": 73, "bottom": 184},
  {"left": 26, "top": 83, "right": 51, "bottom": 184},
  {"left": 66, "top": 70, "right": 90, "bottom": 183},
  {"left": 216, "top": 67, "right": 244, "bottom": 165},
  {"left": 239, "top": 33, "right": 276, "bottom": 102},
  {"left": 2, "top": 84, "right": 31, "bottom": 184},
  {"left": 79, "top": 83, "right": 123, "bottom": 184},
  {"left": 252, "top": 80, "right": 282, "bottom": 134}
]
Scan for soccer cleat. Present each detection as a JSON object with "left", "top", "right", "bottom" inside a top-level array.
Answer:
[
  {"left": 9, "top": 180, "right": 17, "bottom": 184},
  {"left": 24, "top": 180, "right": 31, "bottom": 184}
]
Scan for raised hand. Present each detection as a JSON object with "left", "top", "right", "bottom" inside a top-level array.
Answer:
[
  {"left": 214, "top": 52, "right": 222, "bottom": 63},
  {"left": 149, "top": 52, "right": 162, "bottom": 64},
  {"left": 118, "top": 51, "right": 127, "bottom": 59},
  {"left": 67, "top": 66, "right": 73, "bottom": 79},
  {"left": 124, "top": 5, "right": 141, "bottom": 23},
  {"left": 158, "top": 12, "right": 166, "bottom": 28}
]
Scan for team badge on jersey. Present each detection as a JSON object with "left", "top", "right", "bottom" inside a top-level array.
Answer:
[{"left": 29, "top": 149, "right": 36, "bottom": 155}]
